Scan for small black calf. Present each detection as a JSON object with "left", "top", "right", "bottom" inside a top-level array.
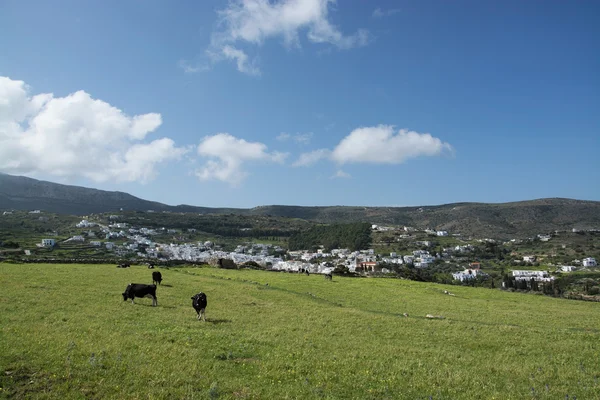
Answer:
[
  {"left": 324, "top": 273, "right": 332, "bottom": 280},
  {"left": 152, "top": 271, "right": 162, "bottom": 285},
  {"left": 191, "top": 292, "right": 208, "bottom": 321},
  {"left": 122, "top": 283, "right": 157, "bottom": 306}
]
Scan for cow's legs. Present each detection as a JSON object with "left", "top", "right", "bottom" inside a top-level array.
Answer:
[{"left": 131, "top": 298, "right": 135, "bottom": 304}]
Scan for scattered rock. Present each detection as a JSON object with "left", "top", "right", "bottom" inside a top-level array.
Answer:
[{"left": 426, "top": 314, "right": 445, "bottom": 319}]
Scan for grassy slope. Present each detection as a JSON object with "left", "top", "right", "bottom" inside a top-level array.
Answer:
[{"left": 1, "top": 264, "right": 599, "bottom": 399}]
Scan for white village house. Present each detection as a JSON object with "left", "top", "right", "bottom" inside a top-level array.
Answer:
[
  {"left": 512, "top": 270, "right": 554, "bottom": 282},
  {"left": 452, "top": 268, "right": 486, "bottom": 282},
  {"left": 583, "top": 257, "right": 597, "bottom": 267},
  {"left": 41, "top": 239, "right": 55, "bottom": 247}
]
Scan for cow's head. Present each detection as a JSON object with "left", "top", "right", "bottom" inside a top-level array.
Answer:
[{"left": 122, "top": 284, "right": 132, "bottom": 301}]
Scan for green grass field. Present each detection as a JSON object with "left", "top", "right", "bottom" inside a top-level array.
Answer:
[{"left": 1, "top": 263, "right": 599, "bottom": 399}]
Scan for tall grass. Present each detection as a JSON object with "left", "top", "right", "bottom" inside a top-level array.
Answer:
[{"left": 1, "top": 263, "right": 599, "bottom": 399}]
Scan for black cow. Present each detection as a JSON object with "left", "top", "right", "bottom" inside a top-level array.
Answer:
[
  {"left": 147, "top": 263, "right": 155, "bottom": 269},
  {"left": 117, "top": 263, "right": 131, "bottom": 269},
  {"left": 191, "top": 292, "right": 207, "bottom": 321},
  {"left": 122, "top": 283, "right": 157, "bottom": 306},
  {"left": 324, "top": 273, "right": 332, "bottom": 281},
  {"left": 152, "top": 271, "right": 162, "bottom": 285}
]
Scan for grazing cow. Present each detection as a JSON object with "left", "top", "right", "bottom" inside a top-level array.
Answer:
[
  {"left": 117, "top": 263, "right": 130, "bottom": 268},
  {"left": 147, "top": 263, "right": 155, "bottom": 269},
  {"left": 191, "top": 292, "right": 208, "bottom": 321},
  {"left": 305, "top": 270, "right": 310, "bottom": 276},
  {"left": 324, "top": 273, "right": 332, "bottom": 281},
  {"left": 122, "top": 283, "right": 157, "bottom": 306},
  {"left": 152, "top": 271, "right": 162, "bottom": 285}
]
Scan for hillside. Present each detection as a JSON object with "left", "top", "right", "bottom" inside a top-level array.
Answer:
[
  {"left": 1, "top": 173, "right": 600, "bottom": 238},
  {"left": 0, "top": 173, "right": 238, "bottom": 216},
  {"left": 1, "top": 264, "right": 599, "bottom": 399}
]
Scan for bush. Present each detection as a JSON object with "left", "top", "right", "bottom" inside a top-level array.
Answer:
[
  {"left": 1, "top": 241, "right": 20, "bottom": 249},
  {"left": 588, "top": 286, "right": 600, "bottom": 296}
]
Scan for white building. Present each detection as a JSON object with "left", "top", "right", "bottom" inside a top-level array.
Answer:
[
  {"left": 523, "top": 256, "right": 536, "bottom": 263},
  {"left": 560, "top": 265, "right": 576, "bottom": 273},
  {"left": 452, "top": 269, "right": 486, "bottom": 281},
  {"left": 76, "top": 219, "right": 96, "bottom": 228},
  {"left": 436, "top": 231, "right": 448, "bottom": 237},
  {"left": 90, "top": 241, "right": 102, "bottom": 247},
  {"left": 417, "top": 255, "right": 435, "bottom": 267},
  {"left": 41, "top": 239, "right": 55, "bottom": 247},
  {"left": 382, "top": 257, "right": 403, "bottom": 264},
  {"left": 583, "top": 257, "right": 597, "bottom": 267},
  {"left": 105, "top": 242, "right": 115, "bottom": 249},
  {"left": 512, "top": 270, "right": 554, "bottom": 282}
]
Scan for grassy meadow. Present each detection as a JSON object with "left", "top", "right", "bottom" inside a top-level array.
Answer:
[{"left": 1, "top": 263, "right": 599, "bottom": 399}]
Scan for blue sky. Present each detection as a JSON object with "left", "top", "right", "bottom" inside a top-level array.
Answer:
[{"left": 0, "top": 0, "right": 598, "bottom": 208}]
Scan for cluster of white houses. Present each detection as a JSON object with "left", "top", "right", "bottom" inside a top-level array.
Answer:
[{"left": 30, "top": 219, "right": 600, "bottom": 281}]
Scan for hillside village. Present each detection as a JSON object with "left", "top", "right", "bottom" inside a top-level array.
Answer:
[{"left": 3, "top": 210, "right": 598, "bottom": 293}]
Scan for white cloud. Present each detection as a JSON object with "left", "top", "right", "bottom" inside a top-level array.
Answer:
[
  {"left": 331, "top": 125, "right": 453, "bottom": 164},
  {"left": 178, "top": 59, "right": 209, "bottom": 74},
  {"left": 196, "top": 133, "right": 287, "bottom": 185},
  {"left": 331, "top": 169, "right": 350, "bottom": 179},
  {"left": 221, "top": 45, "right": 261, "bottom": 76},
  {"left": 372, "top": 8, "right": 401, "bottom": 18},
  {"left": 276, "top": 132, "right": 313, "bottom": 144},
  {"left": 293, "top": 125, "right": 453, "bottom": 167},
  {"left": 209, "top": 0, "right": 370, "bottom": 74},
  {"left": 0, "top": 76, "right": 186, "bottom": 183},
  {"left": 292, "top": 148, "right": 330, "bottom": 167},
  {"left": 276, "top": 132, "right": 291, "bottom": 141}
]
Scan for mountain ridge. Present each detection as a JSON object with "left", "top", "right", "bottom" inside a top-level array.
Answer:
[{"left": 1, "top": 173, "right": 599, "bottom": 238}]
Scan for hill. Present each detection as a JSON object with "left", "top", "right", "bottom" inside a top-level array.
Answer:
[
  {"left": 1, "top": 173, "right": 600, "bottom": 238},
  {"left": 0, "top": 173, "right": 238, "bottom": 216}
]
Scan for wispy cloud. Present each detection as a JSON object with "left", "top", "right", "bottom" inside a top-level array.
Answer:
[
  {"left": 372, "top": 8, "right": 401, "bottom": 18},
  {"left": 331, "top": 169, "right": 351, "bottom": 179},
  {"left": 220, "top": 45, "right": 261, "bottom": 76},
  {"left": 207, "top": 0, "right": 370, "bottom": 75},
  {"left": 277, "top": 132, "right": 313, "bottom": 144},
  {"left": 292, "top": 148, "right": 330, "bottom": 167},
  {"left": 178, "top": 60, "right": 209, "bottom": 74}
]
